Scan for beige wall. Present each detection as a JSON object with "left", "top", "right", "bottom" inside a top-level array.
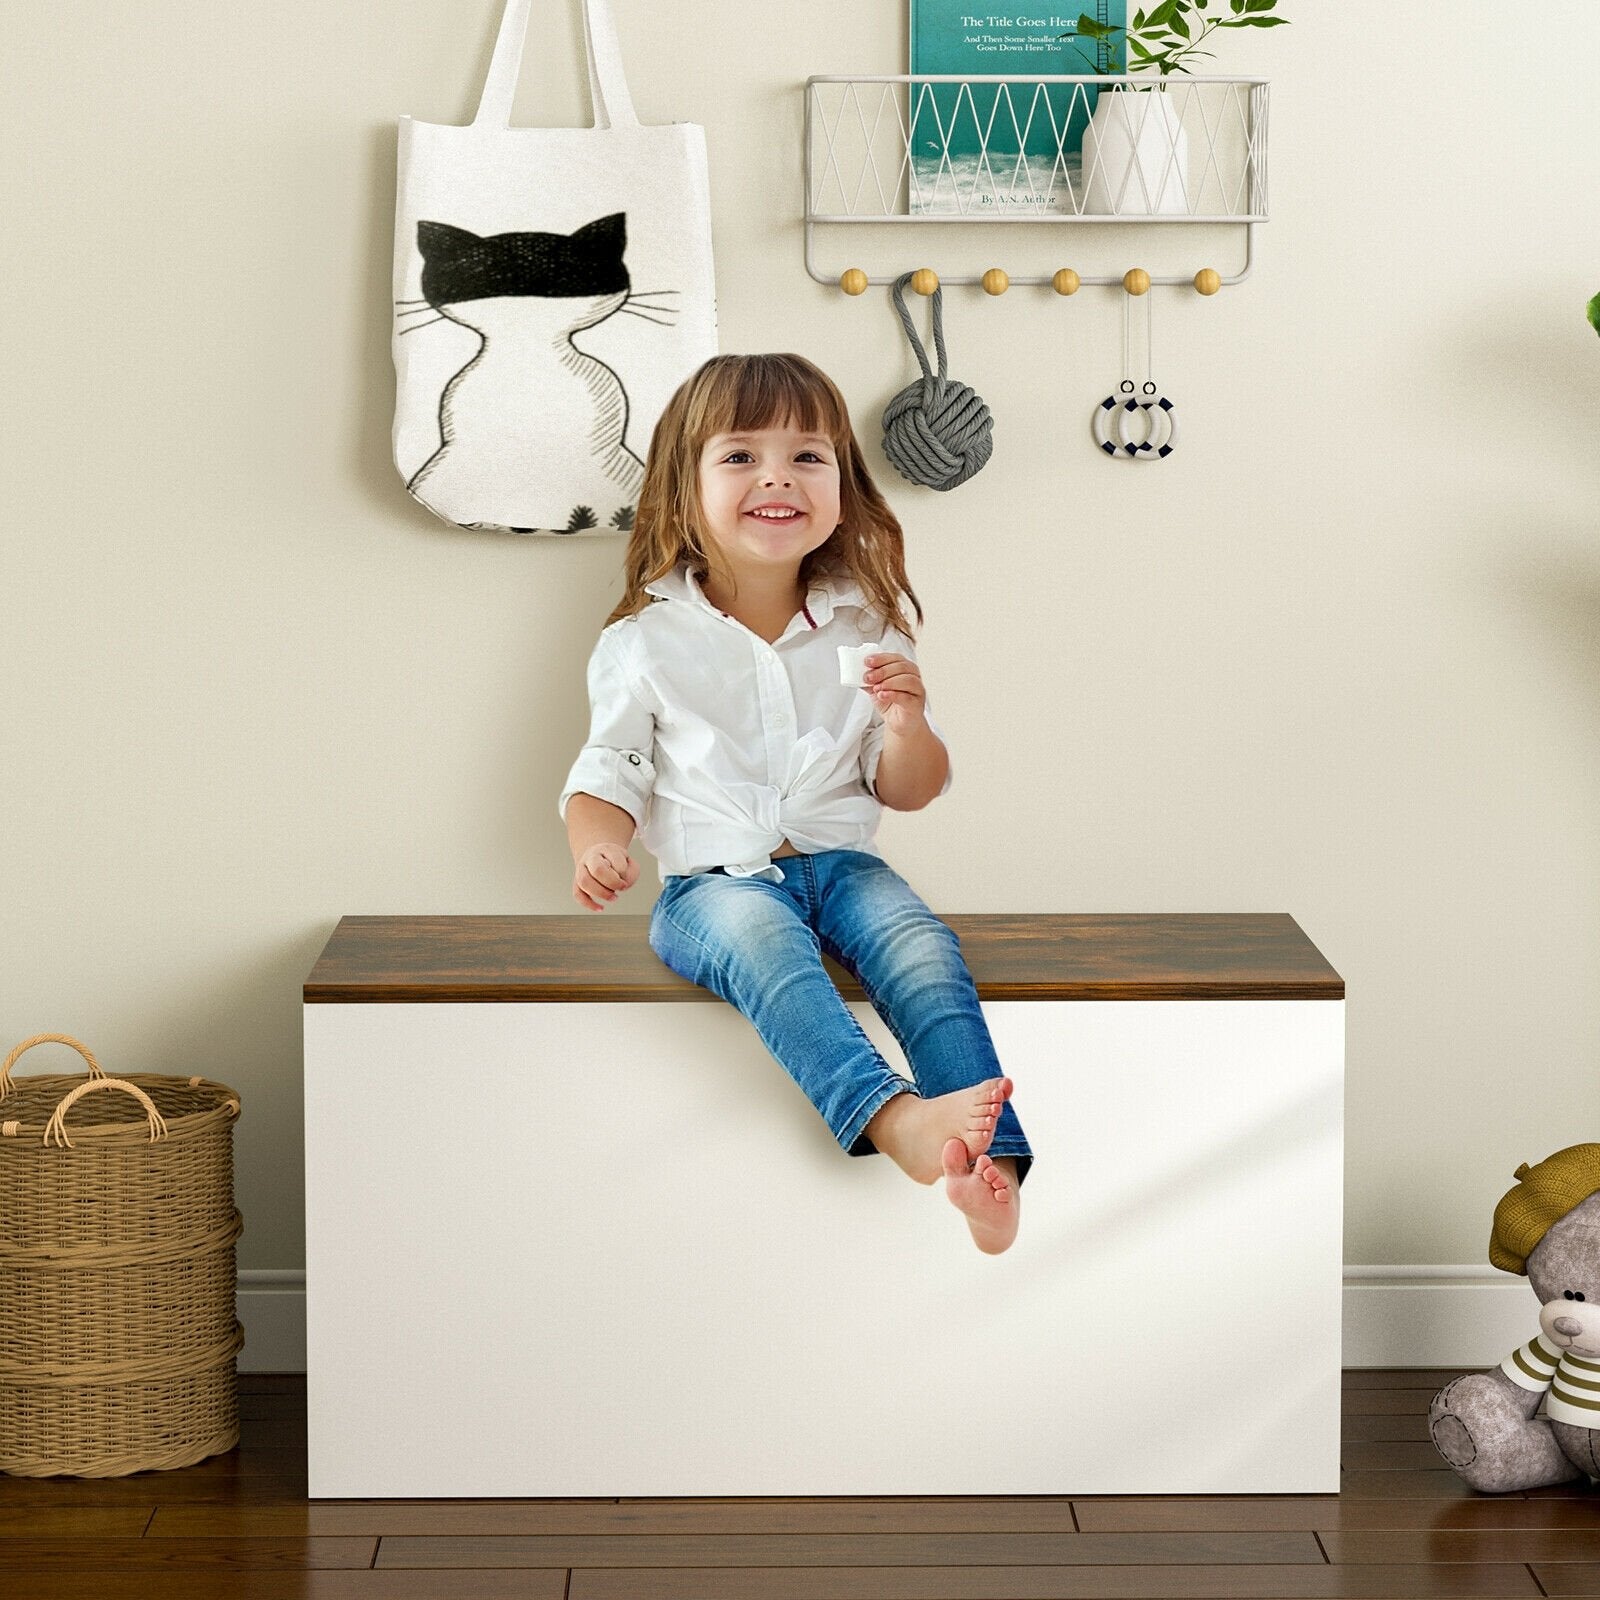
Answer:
[{"left": 6, "top": 1, "right": 1598, "bottom": 1273}]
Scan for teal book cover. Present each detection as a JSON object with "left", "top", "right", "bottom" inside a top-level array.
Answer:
[{"left": 908, "top": 1, "right": 1127, "bottom": 213}]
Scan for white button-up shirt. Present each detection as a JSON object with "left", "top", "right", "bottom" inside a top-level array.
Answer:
[{"left": 558, "top": 562, "right": 951, "bottom": 882}]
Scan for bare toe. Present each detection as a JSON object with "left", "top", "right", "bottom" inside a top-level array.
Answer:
[{"left": 974, "top": 1153, "right": 1013, "bottom": 1203}]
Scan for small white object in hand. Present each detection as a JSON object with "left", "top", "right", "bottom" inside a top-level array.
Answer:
[{"left": 838, "top": 642, "right": 888, "bottom": 689}]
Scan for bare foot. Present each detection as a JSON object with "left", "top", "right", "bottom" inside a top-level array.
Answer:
[
  {"left": 865, "top": 1077, "right": 1013, "bottom": 1185},
  {"left": 943, "top": 1139, "right": 1020, "bottom": 1255}
]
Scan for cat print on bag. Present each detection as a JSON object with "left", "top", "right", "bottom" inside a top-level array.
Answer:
[{"left": 395, "top": 212, "right": 676, "bottom": 533}]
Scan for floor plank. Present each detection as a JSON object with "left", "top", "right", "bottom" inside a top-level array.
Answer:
[
  {"left": 1077, "top": 1494, "right": 1600, "bottom": 1532},
  {"left": 1324, "top": 1528, "right": 1600, "bottom": 1562},
  {"left": 568, "top": 1562, "right": 1545, "bottom": 1598},
  {"left": 1340, "top": 1391, "right": 1447, "bottom": 1417},
  {"left": 1535, "top": 1565, "right": 1600, "bottom": 1597},
  {"left": 1343, "top": 1414, "right": 1432, "bottom": 1444},
  {"left": 0, "top": 1535, "right": 377, "bottom": 1569},
  {"left": 1335, "top": 1471, "right": 1493, "bottom": 1500},
  {"left": 1342, "top": 1370, "right": 1484, "bottom": 1390},
  {"left": 1073, "top": 1500, "right": 1333, "bottom": 1532},
  {"left": 1075, "top": 1497, "right": 1600, "bottom": 1536},
  {"left": 374, "top": 1529, "right": 1324, "bottom": 1568},
  {"left": 1340, "top": 1444, "right": 1455, "bottom": 1471},
  {"left": 0, "top": 1576, "right": 564, "bottom": 1600},
  {"left": 155, "top": 1500, "right": 1085, "bottom": 1537},
  {"left": 0, "top": 1506, "right": 153, "bottom": 1537},
  {"left": 1326, "top": 1499, "right": 1600, "bottom": 1531},
  {"left": 0, "top": 1470, "right": 306, "bottom": 1507}
]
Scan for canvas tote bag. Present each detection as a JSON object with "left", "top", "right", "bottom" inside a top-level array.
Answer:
[{"left": 392, "top": 0, "right": 718, "bottom": 535}]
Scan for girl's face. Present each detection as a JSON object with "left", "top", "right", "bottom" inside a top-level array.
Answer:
[{"left": 696, "top": 422, "right": 842, "bottom": 586}]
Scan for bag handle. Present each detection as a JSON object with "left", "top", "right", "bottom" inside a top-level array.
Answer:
[
  {"left": 43, "top": 1078, "right": 170, "bottom": 1150},
  {"left": 0, "top": 1033, "right": 107, "bottom": 1103},
  {"left": 474, "top": 0, "right": 640, "bottom": 132}
]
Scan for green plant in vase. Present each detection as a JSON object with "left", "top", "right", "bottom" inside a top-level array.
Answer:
[
  {"left": 1061, "top": 0, "right": 1289, "bottom": 78},
  {"left": 1589, "top": 292, "right": 1600, "bottom": 338},
  {"left": 1059, "top": 0, "right": 1288, "bottom": 216}
]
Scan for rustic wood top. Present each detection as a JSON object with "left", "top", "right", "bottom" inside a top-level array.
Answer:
[{"left": 304, "top": 914, "right": 1342, "bottom": 1003}]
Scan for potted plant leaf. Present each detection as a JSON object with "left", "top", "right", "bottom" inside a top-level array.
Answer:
[{"left": 1060, "top": 0, "right": 1289, "bottom": 216}]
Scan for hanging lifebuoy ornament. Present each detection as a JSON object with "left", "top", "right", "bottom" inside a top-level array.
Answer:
[
  {"left": 1093, "top": 282, "right": 1178, "bottom": 461},
  {"left": 1122, "top": 380, "right": 1177, "bottom": 460},
  {"left": 1093, "top": 379, "right": 1179, "bottom": 461}
]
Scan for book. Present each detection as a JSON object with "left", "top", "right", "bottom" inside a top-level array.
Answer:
[{"left": 908, "top": 1, "right": 1127, "bottom": 214}]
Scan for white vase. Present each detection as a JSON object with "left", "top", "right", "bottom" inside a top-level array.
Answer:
[{"left": 1082, "top": 86, "right": 1189, "bottom": 215}]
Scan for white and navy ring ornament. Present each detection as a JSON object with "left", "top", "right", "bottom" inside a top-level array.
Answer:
[{"left": 1094, "top": 381, "right": 1177, "bottom": 461}]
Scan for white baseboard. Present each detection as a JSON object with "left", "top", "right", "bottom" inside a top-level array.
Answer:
[
  {"left": 238, "top": 1266, "right": 1538, "bottom": 1375},
  {"left": 1341, "top": 1265, "right": 1536, "bottom": 1369}
]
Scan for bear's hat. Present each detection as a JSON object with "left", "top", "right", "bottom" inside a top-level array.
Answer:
[{"left": 1489, "top": 1143, "right": 1600, "bottom": 1275}]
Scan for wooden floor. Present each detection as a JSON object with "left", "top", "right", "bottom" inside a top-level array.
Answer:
[{"left": 2, "top": 1369, "right": 1598, "bottom": 1598}]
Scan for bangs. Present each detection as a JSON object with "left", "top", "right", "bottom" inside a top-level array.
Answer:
[{"left": 689, "top": 354, "right": 853, "bottom": 452}]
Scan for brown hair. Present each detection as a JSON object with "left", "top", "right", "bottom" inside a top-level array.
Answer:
[{"left": 605, "top": 353, "right": 923, "bottom": 637}]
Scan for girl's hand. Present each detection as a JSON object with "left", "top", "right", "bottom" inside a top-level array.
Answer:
[
  {"left": 575, "top": 842, "right": 640, "bottom": 911},
  {"left": 863, "top": 653, "right": 927, "bottom": 737}
]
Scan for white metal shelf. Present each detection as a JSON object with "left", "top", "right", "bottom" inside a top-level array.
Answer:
[{"left": 804, "top": 74, "right": 1269, "bottom": 289}]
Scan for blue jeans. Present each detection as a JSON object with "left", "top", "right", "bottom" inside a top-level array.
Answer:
[{"left": 648, "top": 848, "right": 1032, "bottom": 1187}]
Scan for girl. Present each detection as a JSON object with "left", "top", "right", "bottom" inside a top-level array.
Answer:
[{"left": 558, "top": 353, "right": 1032, "bottom": 1255}]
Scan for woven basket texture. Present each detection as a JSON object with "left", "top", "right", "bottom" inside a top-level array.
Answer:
[{"left": 0, "top": 1034, "right": 245, "bottom": 1477}]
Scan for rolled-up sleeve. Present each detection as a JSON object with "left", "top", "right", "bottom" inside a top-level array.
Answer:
[
  {"left": 860, "top": 629, "right": 953, "bottom": 799},
  {"left": 557, "top": 623, "right": 658, "bottom": 826}
]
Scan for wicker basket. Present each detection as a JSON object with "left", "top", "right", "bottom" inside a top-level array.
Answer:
[{"left": 0, "top": 1033, "right": 245, "bottom": 1477}]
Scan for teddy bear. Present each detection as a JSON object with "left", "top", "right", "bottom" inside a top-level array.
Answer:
[{"left": 1429, "top": 1142, "right": 1600, "bottom": 1491}]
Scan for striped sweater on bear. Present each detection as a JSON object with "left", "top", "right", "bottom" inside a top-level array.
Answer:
[{"left": 1500, "top": 1335, "right": 1600, "bottom": 1426}]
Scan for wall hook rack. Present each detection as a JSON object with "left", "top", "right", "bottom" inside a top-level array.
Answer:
[
  {"left": 854, "top": 264, "right": 1227, "bottom": 297},
  {"left": 804, "top": 74, "right": 1269, "bottom": 291}
]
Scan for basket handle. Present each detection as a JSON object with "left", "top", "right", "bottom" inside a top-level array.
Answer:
[
  {"left": 0, "top": 1033, "right": 107, "bottom": 1104},
  {"left": 42, "top": 1078, "right": 169, "bottom": 1149}
]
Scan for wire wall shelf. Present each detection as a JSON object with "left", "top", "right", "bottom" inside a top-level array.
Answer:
[{"left": 804, "top": 75, "right": 1270, "bottom": 289}]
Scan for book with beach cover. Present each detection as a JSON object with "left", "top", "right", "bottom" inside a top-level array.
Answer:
[{"left": 908, "top": 1, "right": 1126, "bottom": 213}]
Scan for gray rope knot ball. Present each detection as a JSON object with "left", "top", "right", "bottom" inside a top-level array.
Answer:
[{"left": 881, "top": 272, "right": 994, "bottom": 491}]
